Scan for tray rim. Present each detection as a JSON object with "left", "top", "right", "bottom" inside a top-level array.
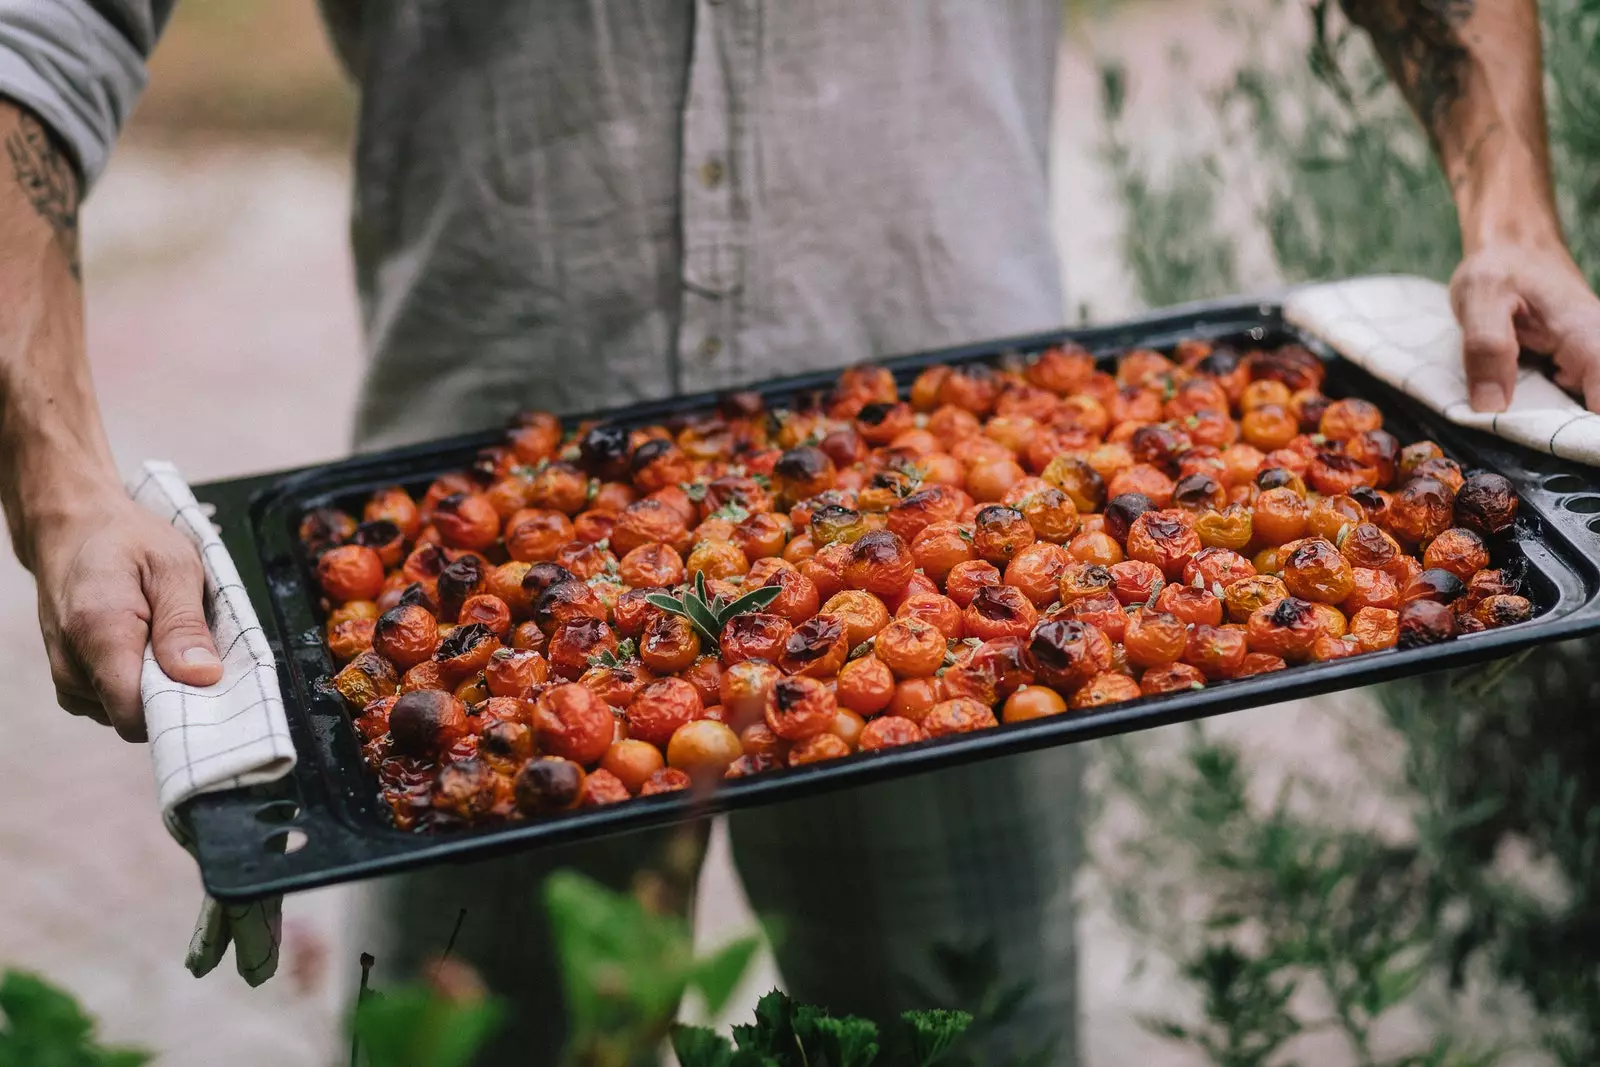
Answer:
[{"left": 182, "top": 296, "right": 1600, "bottom": 901}]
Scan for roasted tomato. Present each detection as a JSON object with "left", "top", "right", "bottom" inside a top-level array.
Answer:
[
  {"left": 1306, "top": 495, "right": 1366, "bottom": 545},
  {"left": 434, "top": 622, "right": 503, "bottom": 681},
  {"left": 666, "top": 720, "right": 745, "bottom": 780},
  {"left": 858, "top": 715, "right": 930, "bottom": 750},
  {"left": 1251, "top": 487, "right": 1309, "bottom": 546},
  {"left": 626, "top": 677, "right": 704, "bottom": 748},
  {"left": 1400, "top": 567, "right": 1467, "bottom": 605},
  {"left": 1103, "top": 493, "right": 1157, "bottom": 545},
  {"left": 1004, "top": 542, "right": 1071, "bottom": 607},
  {"left": 1282, "top": 539, "right": 1355, "bottom": 604},
  {"left": 842, "top": 530, "right": 916, "bottom": 598},
  {"left": 639, "top": 612, "right": 704, "bottom": 673},
  {"left": 970, "top": 506, "right": 1037, "bottom": 565},
  {"left": 1342, "top": 568, "right": 1400, "bottom": 613},
  {"left": 1018, "top": 487, "right": 1081, "bottom": 544},
  {"left": 1453, "top": 471, "right": 1518, "bottom": 535},
  {"left": 579, "top": 768, "right": 632, "bottom": 807},
  {"left": 600, "top": 739, "right": 666, "bottom": 794},
  {"left": 821, "top": 590, "right": 891, "bottom": 648},
  {"left": 868, "top": 617, "right": 942, "bottom": 678},
  {"left": 1000, "top": 685, "right": 1068, "bottom": 722},
  {"left": 1184, "top": 547, "right": 1256, "bottom": 592},
  {"left": 1398, "top": 598, "right": 1456, "bottom": 647},
  {"left": 922, "top": 697, "right": 1000, "bottom": 738},
  {"left": 485, "top": 647, "right": 548, "bottom": 697},
  {"left": 779, "top": 613, "right": 851, "bottom": 678},
  {"left": 1124, "top": 510, "right": 1201, "bottom": 581},
  {"left": 764, "top": 675, "right": 837, "bottom": 741},
  {"left": 514, "top": 757, "right": 586, "bottom": 814},
  {"left": 1348, "top": 607, "right": 1400, "bottom": 652},
  {"left": 717, "top": 612, "right": 792, "bottom": 667},
  {"left": 300, "top": 506, "right": 358, "bottom": 557},
  {"left": 318, "top": 544, "right": 386, "bottom": 603},
  {"left": 1026, "top": 618, "right": 1112, "bottom": 692},
  {"left": 612, "top": 498, "right": 691, "bottom": 557},
  {"left": 1123, "top": 610, "right": 1188, "bottom": 668},
  {"left": 963, "top": 585, "right": 1040, "bottom": 642},
  {"left": 458, "top": 594, "right": 513, "bottom": 638},
  {"left": 1139, "top": 662, "right": 1208, "bottom": 694},
  {"left": 1107, "top": 559, "right": 1164, "bottom": 607},
  {"left": 390, "top": 690, "right": 470, "bottom": 758},
  {"left": 1069, "top": 672, "right": 1143, "bottom": 709},
  {"left": 1183, "top": 624, "right": 1248, "bottom": 679},
  {"left": 545, "top": 617, "right": 616, "bottom": 681},
  {"left": 618, "top": 543, "right": 686, "bottom": 589},
  {"left": 1422, "top": 528, "right": 1490, "bottom": 581},
  {"left": 532, "top": 579, "right": 607, "bottom": 637},
  {"left": 373, "top": 603, "right": 440, "bottom": 670},
  {"left": 1387, "top": 477, "right": 1455, "bottom": 547},
  {"left": 1152, "top": 584, "right": 1223, "bottom": 627},
  {"left": 639, "top": 767, "right": 693, "bottom": 795},
  {"left": 944, "top": 560, "right": 1003, "bottom": 608},
  {"left": 1474, "top": 594, "right": 1532, "bottom": 628},
  {"left": 1245, "top": 597, "right": 1321, "bottom": 662}
]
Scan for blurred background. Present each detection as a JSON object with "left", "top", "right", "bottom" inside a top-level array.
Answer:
[{"left": 2, "top": 0, "right": 1597, "bottom": 1064}]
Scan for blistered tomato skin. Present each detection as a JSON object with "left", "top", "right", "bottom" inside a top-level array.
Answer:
[
  {"left": 765, "top": 675, "right": 838, "bottom": 741},
  {"left": 626, "top": 677, "right": 704, "bottom": 749},
  {"left": 1125, "top": 511, "right": 1201, "bottom": 581},
  {"left": 1453, "top": 472, "right": 1518, "bottom": 535}
]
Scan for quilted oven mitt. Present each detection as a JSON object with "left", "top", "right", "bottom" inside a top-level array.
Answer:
[{"left": 129, "top": 461, "right": 296, "bottom": 986}]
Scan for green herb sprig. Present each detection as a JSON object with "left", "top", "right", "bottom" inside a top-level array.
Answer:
[{"left": 645, "top": 571, "right": 782, "bottom": 649}]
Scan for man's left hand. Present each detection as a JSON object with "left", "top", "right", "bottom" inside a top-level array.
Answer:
[{"left": 1451, "top": 239, "right": 1600, "bottom": 413}]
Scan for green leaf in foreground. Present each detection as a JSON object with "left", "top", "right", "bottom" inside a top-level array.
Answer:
[
  {"left": 350, "top": 988, "right": 501, "bottom": 1067},
  {"left": 0, "top": 970, "right": 152, "bottom": 1067}
]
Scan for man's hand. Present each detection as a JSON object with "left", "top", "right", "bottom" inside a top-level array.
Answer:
[
  {"left": 0, "top": 99, "right": 222, "bottom": 740},
  {"left": 1452, "top": 240, "right": 1600, "bottom": 412},
  {"left": 28, "top": 493, "right": 222, "bottom": 740},
  {"left": 1340, "top": 0, "right": 1600, "bottom": 413}
]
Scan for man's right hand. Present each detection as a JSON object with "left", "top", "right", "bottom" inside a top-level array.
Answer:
[
  {"left": 0, "top": 98, "right": 222, "bottom": 742},
  {"left": 27, "top": 491, "right": 222, "bottom": 741}
]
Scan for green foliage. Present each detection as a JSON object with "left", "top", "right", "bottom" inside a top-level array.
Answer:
[
  {"left": 899, "top": 941, "right": 1057, "bottom": 1067},
  {"left": 1098, "top": 59, "right": 1239, "bottom": 309},
  {"left": 546, "top": 869, "right": 761, "bottom": 1067},
  {"left": 671, "top": 991, "right": 971, "bottom": 1067},
  {"left": 0, "top": 970, "right": 150, "bottom": 1067},
  {"left": 1099, "top": 0, "right": 1600, "bottom": 311},
  {"left": 350, "top": 988, "right": 502, "bottom": 1067}
]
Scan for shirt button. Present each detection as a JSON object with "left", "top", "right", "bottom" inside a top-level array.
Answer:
[
  {"left": 699, "top": 336, "right": 723, "bottom": 360},
  {"left": 700, "top": 158, "right": 725, "bottom": 188}
]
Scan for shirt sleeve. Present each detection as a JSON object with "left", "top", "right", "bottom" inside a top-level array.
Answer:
[{"left": 0, "top": 1, "right": 174, "bottom": 188}]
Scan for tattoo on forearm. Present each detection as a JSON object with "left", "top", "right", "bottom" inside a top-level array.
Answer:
[
  {"left": 4, "top": 113, "right": 81, "bottom": 280},
  {"left": 1338, "top": 0, "right": 1475, "bottom": 148}
]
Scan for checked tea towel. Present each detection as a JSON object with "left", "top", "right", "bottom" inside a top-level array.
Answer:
[
  {"left": 130, "top": 460, "right": 296, "bottom": 986},
  {"left": 1285, "top": 274, "right": 1600, "bottom": 466}
]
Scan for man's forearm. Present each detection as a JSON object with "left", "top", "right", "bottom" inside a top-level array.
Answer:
[
  {"left": 0, "top": 99, "right": 122, "bottom": 572},
  {"left": 1339, "top": 0, "right": 1560, "bottom": 253}
]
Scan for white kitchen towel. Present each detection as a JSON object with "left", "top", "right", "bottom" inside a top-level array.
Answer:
[
  {"left": 130, "top": 460, "right": 296, "bottom": 986},
  {"left": 1285, "top": 274, "right": 1600, "bottom": 466}
]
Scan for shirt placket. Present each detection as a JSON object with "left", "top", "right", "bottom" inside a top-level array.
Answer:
[{"left": 675, "top": 0, "right": 755, "bottom": 394}]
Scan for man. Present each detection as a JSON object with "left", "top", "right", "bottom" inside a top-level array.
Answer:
[{"left": 1, "top": 2, "right": 1595, "bottom": 1063}]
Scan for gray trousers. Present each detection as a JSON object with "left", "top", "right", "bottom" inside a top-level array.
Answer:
[{"left": 360, "top": 747, "right": 1084, "bottom": 1065}]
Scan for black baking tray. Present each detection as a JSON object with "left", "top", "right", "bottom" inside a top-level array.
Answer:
[{"left": 182, "top": 297, "right": 1600, "bottom": 902}]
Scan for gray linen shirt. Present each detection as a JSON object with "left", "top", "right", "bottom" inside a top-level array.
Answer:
[{"left": 2, "top": 1, "right": 1065, "bottom": 450}]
